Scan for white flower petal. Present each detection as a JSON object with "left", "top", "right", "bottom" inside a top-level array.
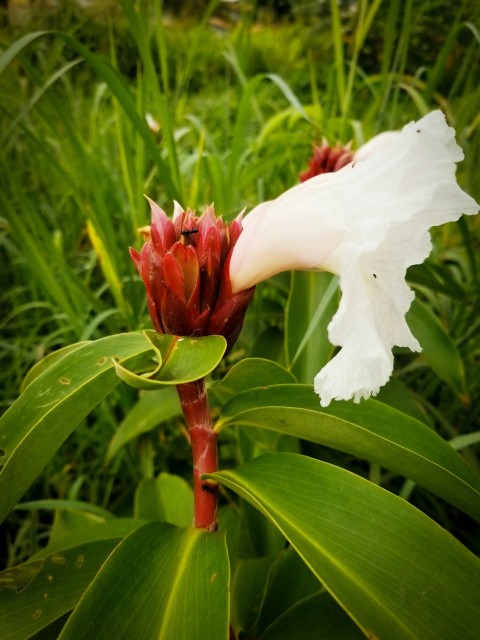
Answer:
[
  {"left": 354, "top": 130, "right": 400, "bottom": 161},
  {"left": 315, "top": 346, "right": 393, "bottom": 407},
  {"left": 230, "top": 110, "right": 479, "bottom": 405},
  {"left": 230, "top": 194, "right": 346, "bottom": 292}
]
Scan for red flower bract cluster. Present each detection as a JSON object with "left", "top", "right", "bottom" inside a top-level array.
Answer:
[
  {"left": 130, "top": 198, "right": 255, "bottom": 351},
  {"left": 299, "top": 139, "right": 354, "bottom": 182}
]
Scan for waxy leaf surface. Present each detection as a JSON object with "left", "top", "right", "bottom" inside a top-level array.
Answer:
[
  {"left": 0, "top": 333, "right": 152, "bottom": 524},
  {"left": 211, "top": 453, "right": 480, "bottom": 640},
  {"left": 218, "top": 385, "right": 480, "bottom": 521},
  {"left": 210, "top": 357, "right": 296, "bottom": 405},
  {"left": 58, "top": 522, "right": 230, "bottom": 640},
  {"left": 0, "top": 538, "right": 124, "bottom": 640}
]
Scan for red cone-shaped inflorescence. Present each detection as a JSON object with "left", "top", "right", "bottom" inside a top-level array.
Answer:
[
  {"left": 299, "top": 139, "right": 354, "bottom": 182},
  {"left": 130, "top": 198, "right": 255, "bottom": 351}
]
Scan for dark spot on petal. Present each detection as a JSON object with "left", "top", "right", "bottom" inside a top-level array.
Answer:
[
  {"left": 416, "top": 129, "right": 421, "bottom": 133},
  {"left": 373, "top": 274, "right": 377, "bottom": 278}
]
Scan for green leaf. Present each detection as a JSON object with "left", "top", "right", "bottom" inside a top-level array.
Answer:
[
  {"left": 0, "top": 31, "right": 49, "bottom": 75},
  {"left": 36, "top": 518, "right": 146, "bottom": 558},
  {"left": 134, "top": 472, "right": 193, "bottom": 527},
  {"left": 0, "top": 332, "right": 152, "bottom": 525},
  {"left": 231, "top": 555, "right": 276, "bottom": 635},
  {"left": 15, "top": 499, "right": 114, "bottom": 521},
  {"left": 106, "top": 387, "right": 181, "bottom": 461},
  {"left": 285, "top": 272, "right": 338, "bottom": 383},
  {"left": 0, "top": 539, "right": 123, "bottom": 640},
  {"left": 259, "top": 592, "right": 364, "bottom": 640},
  {"left": 256, "top": 547, "right": 323, "bottom": 634},
  {"left": 376, "top": 377, "right": 432, "bottom": 426},
  {"left": 58, "top": 522, "right": 230, "bottom": 640},
  {"left": 408, "top": 263, "right": 465, "bottom": 300},
  {"left": 407, "top": 298, "right": 467, "bottom": 397},
  {"left": 217, "top": 385, "right": 480, "bottom": 522},
  {"left": 211, "top": 454, "right": 480, "bottom": 640},
  {"left": 21, "top": 342, "right": 89, "bottom": 392},
  {"left": 210, "top": 358, "right": 296, "bottom": 405},
  {"left": 113, "top": 332, "right": 227, "bottom": 390}
]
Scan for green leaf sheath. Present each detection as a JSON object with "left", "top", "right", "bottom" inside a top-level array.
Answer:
[{"left": 210, "top": 453, "right": 480, "bottom": 640}]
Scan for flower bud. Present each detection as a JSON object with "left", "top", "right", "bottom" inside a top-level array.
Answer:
[
  {"left": 130, "top": 199, "right": 255, "bottom": 352},
  {"left": 299, "top": 139, "right": 354, "bottom": 182}
]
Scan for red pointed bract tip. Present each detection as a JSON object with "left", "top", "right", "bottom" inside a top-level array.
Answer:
[
  {"left": 299, "top": 139, "right": 354, "bottom": 182},
  {"left": 131, "top": 200, "right": 255, "bottom": 352}
]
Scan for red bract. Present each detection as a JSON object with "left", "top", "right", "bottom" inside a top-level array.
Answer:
[
  {"left": 130, "top": 198, "right": 255, "bottom": 351},
  {"left": 299, "top": 139, "right": 354, "bottom": 182}
]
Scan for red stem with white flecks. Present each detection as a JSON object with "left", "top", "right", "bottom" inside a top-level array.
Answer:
[{"left": 176, "top": 378, "right": 218, "bottom": 531}]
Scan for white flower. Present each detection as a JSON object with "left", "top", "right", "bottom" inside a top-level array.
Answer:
[{"left": 230, "top": 111, "right": 479, "bottom": 406}]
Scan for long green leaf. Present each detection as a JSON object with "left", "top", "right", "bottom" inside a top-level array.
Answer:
[
  {"left": 134, "top": 473, "right": 193, "bottom": 527},
  {"left": 0, "top": 539, "right": 123, "bottom": 640},
  {"left": 20, "top": 343, "right": 89, "bottom": 392},
  {"left": 255, "top": 547, "right": 322, "bottom": 634},
  {"left": 284, "top": 272, "right": 338, "bottom": 382},
  {"left": 0, "top": 332, "right": 152, "bottom": 524},
  {"left": 15, "top": 500, "right": 114, "bottom": 521},
  {"left": 106, "top": 387, "right": 181, "bottom": 461},
  {"left": 210, "top": 358, "right": 296, "bottom": 405},
  {"left": 407, "top": 298, "right": 467, "bottom": 397},
  {"left": 260, "top": 591, "right": 364, "bottom": 640},
  {"left": 211, "top": 453, "right": 480, "bottom": 640},
  {"left": 58, "top": 522, "right": 230, "bottom": 640},
  {"left": 0, "top": 31, "right": 50, "bottom": 74},
  {"left": 36, "top": 518, "right": 146, "bottom": 558},
  {"left": 217, "top": 385, "right": 480, "bottom": 522}
]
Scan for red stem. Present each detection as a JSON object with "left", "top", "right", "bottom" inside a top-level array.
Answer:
[{"left": 176, "top": 378, "right": 218, "bottom": 531}]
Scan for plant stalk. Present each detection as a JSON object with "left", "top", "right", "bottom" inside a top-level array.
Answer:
[{"left": 176, "top": 378, "right": 218, "bottom": 531}]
